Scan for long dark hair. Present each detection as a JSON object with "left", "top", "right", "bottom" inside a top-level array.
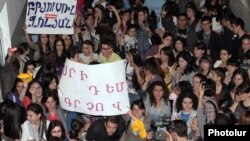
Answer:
[
  {"left": 0, "top": 100, "right": 26, "bottom": 139},
  {"left": 27, "top": 103, "right": 47, "bottom": 140},
  {"left": 126, "top": 49, "right": 143, "bottom": 92},
  {"left": 46, "top": 120, "right": 66, "bottom": 140},
  {"left": 176, "top": 90, "right": 198, "bottom": 112},
  {"left": 147, "top": 81, "right": 170, "bottom": 106},
  {"left": 53, "top": 37, "right": 67, "bottom": 66}
]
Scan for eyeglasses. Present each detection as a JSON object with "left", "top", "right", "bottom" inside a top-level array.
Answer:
[
  {"left": 101, "top": 47, "right": 111, "bottom": 50},
  {"left": 51, "top": 130, "right": 62, "bottom": 134}
]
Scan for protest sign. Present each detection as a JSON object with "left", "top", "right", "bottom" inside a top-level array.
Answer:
[
  {"left": 25, "top": 0, "right": 77, "bottom": 34},
  {"left": 58, "top": 59, "right": 130, "bottom": 116}
]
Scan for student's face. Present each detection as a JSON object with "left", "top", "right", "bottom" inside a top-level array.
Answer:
[
  {"left": 132, "top": 105, "right": 144, "bottom": 119},
  {"left": 153, "top": 85, "right": 164, "bottom": 101},
  {"left": 201, "top": 21, "right": 211, "bottom": 32},
  {"left": 233, "top": 74, "right": 243, "bottom": 86},
  {"left": 175, "top": 40, "right": 184, "bottom": 52},
  {"left": 86, "top": 15, "right": 95, "bottom": 26},
  {"left": 122, "top": 12, "right": 130, "bottom": 21},
  {"left": 238, "top": 92, "right": 249, "bottom": 101},
  {"left": 211, "top": 71, "right": 220, "bottom": 82},
  {"left": 200, "top": 60, "right": 210, "bottom": 71},
  {"left": 226, "top": 65, "right": 237, "bottom": 74},
  {"left": 51, "top": 126, "right": 63, "bottom": 138},
  {"left": 192, "top": 76, "right": 201, "bottom": 90},
  {"left": 138, "top": 11, "right": 145, "bottom": 22},
  {"left": 63, "top": 36, "right": 72, "bottom": 48},
  {"left": 126, "top": 53, "right": 134, "bottom": 62},
  {"left": 56, "top": 41, "right": 64, "bottom": 54},
  {"left": 160, "top": 51, "right": 168, "bottom": 62},
  {"left": 27, "top": 64, "right": 35, "bottom": 74},
  {"left": 94, "top": 8, "right": 102, "bottom": 18},
  {"left": 105, "top": 121, "right": 118, "bottom": 136},
  {"left": 30, "top": 82, "right": 43, "bottom": 97},
  {"left": 162, "top": 36, "right": 173, "bottom": 46},
  {"left": 101, "top": 44, "right": 113, "bottom": 58},
  {"left": 82, "top": 44, "right": 91, "bottom": 55},
  {"left": 220, "top": 49, "right": 231, "bottom": 62},
  {"left": 49, "top": 78, "right": 57, "bottom": 90},
  {"left": 186, "top": 8, "right": 194, "bottom": 18},
  {"left": 16, "top": 82, "right": 24, "bottom": 94},
  {"left": 45, "top": 97, "right": 57, "bottom": 112},
  {"left": 40, "top": 34, "right": 48, "bottom": 44},
  {"left": 182, "top": 97, "right": 193, "bottom": 112},
  {"left": 178, "top": 57, "right": 188, "bottom": 69},
  {"left": 232, "top": 24, "right": 239, "bottom": 34},
  {"left": 27, "top": 110, "right": 41, "bottom": 125},
  {"left": 242, "top": 39, "right": 250, "bottom": 52},
  {"left": 178, "top": 16, "right": 188, "bottom": 29},
  {"left": 127, "top": 28, "right": 136, "bottom": 37},
  {"left": 193, "top": 48, "right": 204, "bottom": 58}
]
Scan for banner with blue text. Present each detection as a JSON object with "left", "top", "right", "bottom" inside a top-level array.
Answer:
[{"left": 25, "top": 0, "right": 77, "bottom": 34}]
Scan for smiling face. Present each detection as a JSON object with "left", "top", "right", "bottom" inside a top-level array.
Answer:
[
  {"left": 220, "top": 49, "right": 231, "bottom": 62},
  {"left": 131, "top": 105, "right": 144, "bottom": 119},
  {"left": 101, "top": 44, "right": 113, "bottom": 58},
  {"left": 27, "top": 110, "right": 41, "bottom": 125}
]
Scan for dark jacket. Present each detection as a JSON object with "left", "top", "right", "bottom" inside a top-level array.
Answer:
[{"left": 197, "top": 30, "right": 223, "bottom": 62}]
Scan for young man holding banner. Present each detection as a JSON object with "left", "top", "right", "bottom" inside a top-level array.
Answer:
[{"left": 98, "top": 39, "right": 121, "bottom": 63}]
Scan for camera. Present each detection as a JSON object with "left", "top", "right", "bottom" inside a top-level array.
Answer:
[{"left": 150, "top": 117, "right": 173, "bottom": 141}]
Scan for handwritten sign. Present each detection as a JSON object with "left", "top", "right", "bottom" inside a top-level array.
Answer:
[
  {"left": 58, "top": 59, "right": 130, "bottom": 116},
  {"left": 25, "top": 0, "right": 77, "bottom": 34}
]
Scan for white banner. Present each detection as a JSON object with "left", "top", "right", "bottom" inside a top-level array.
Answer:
[
  {"left": 25, "top": 0, "right": 77, "bottom": 34},
  {"left": 58, "top": 59, "right": 130, "bottom": 116}
]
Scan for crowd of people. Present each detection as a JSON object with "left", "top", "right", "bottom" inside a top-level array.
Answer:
[{"left": 1, "top": 0, "right": 250, "bottom": 141}]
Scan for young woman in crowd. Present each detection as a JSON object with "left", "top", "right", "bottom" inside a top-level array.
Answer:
[
  {"left": 42, "top": 73, "right": 59, "bottom": 96},
  {"left": 79, "top": 40, "right": 98, "bottom": 64},
  {"left": 198, "top": 55, "right": 213, "bottom": 78},
  {"left": 125, "top": 48, "right": 144, "bottom": 103},
  {"left": 211, "top": 67, "right": 230, "bottom": 109},
  {"left": 173, "top": 37, "right": 187, "bottom": 57},
  {"left": 6, "top": 78, "right": 24, "bottom": 105},
  {"left": 230, "top": 84, "right": 250, "bottom": 121},
  {"left": 159, "top": 47, "right": 176, "bottom": 91},
  {"left": 21, "top": 103, "right": 48, "bottom": 141},
  {"left": 53, "top": 37, "right": 67, "bottom": 77},
  {"left": 144, "top": 81, "right": 171, "bottom": 122},
  {"left": 173, "top": 90, "right": 198, "bottom": 140},
  {"left": 193, "top": 41, "right": 207, "bottom": 67},
  {"left": 42, "top": 93, "right": 68, "bottom": 133},
  {"left": 192, "top": 73, "right": 207, "bottom": 98},
  {"left": 121, "top": 100, "right": 152, "bottom": 141},
  {"left": 228, "top": 68, "right": 249, "bottom": 106},
  {"left": 47, "top": 120, "right": 69, "bottom": 141},
  {"left": 214, "top": 48, "right": 232, "bottom": 69},
  {"left": 173, "top": 50, "right": 196, "bottom": 86},
  {"left": 20, "top": 80, "right": 44, "bottom": 109}
]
